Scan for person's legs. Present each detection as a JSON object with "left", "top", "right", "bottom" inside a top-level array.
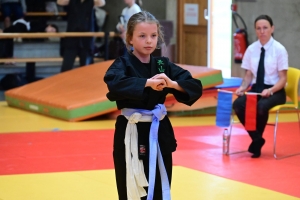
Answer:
[
  {"left": 233, "top": 94, "right": 265, "bottom": 157},
  {"left": 142, "top": 153, "right": 173, "bottom": 200},
  {"left": 61, "top": 48, "right": 78, "bottom": 72},
  {"left": 233, "top": 88, "right": 286, "bottom": 157},
  {"left": 0, "top": 40, "right": 6, "bottom": 59},
  {"left": 1, "top": 3, "right": 12, "bottom": 28},
  {"left": 113, "top": 149, "right": 127, "bottom": 200},
  {"left": 5, "top": 39, "right": 14, "bottom": 58},
  {"left": 78, "top": 48, "right": 94, "bottom": 67},
  {"left": 256, "top": 89, "right": 286, "bottom": 136},
  {"left": 11, "top": 3, "right": 25, "bottom": 20}
]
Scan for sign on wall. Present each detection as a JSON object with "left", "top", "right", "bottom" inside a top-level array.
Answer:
[{"left": 184, "top": 3, "right": 199, "bottom": 25}]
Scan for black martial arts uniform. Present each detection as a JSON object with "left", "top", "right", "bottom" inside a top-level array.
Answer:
[
  {"left": 104, "top": 53, "right": 203, "bottom": 200},
  {"left": 60, "top": 0, "right": 95, "bottom": 72}
]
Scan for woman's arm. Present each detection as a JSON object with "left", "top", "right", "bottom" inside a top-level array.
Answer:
[
  {"left": 236, "top": 69, "right": 253, "bottom": 96},
  {"left": 20, "top": 0, "right": 27, "bottom": 13},
  {"left": 57, "top": 0, "right": 69, "bottom": 6},
  {"left": 94, "top": 0, "right": 105, "bottom": 7},
  {"left": 261, "top": 70, "right": 287, "bottom": 97}
]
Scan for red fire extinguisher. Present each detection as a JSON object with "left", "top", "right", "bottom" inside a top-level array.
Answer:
[
  {"left": 232, "top": 8, "right": 249, "bottom": 63},
  {"left": 234, "top": 29, "right": 248, "bottom": 63}
]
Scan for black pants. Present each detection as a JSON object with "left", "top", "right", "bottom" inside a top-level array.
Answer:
[
  {"left": 233, "top": 84, "right": 286, "bottom": 142},
  {"left": 0, "top": 39, "right": 13, "bottom": 58},
  {"left": 60, "top": 47, "right": 93, "bottom": 72},
  {"left": 113, "top": 149, "right": 172, "bottom": 200}
]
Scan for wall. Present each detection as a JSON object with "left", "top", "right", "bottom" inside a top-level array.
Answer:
[
  {"left": 166, "top": 0, "right": 177, "bottom": 46},
  {"left": 102, "top": 0, "right": 166, "bottom": 32},
  {"left": 232, "top": 0, "right": 300, "bottom": 77}
]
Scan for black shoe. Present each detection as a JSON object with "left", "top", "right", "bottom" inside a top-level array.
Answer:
[
  {"left": 251, "top": 138, "right": 265, "bottom": 158},
  {"left": 248, "top": 141, "right": 255, "bottom": 154}
]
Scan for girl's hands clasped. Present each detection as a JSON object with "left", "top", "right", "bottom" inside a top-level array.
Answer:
[
  {"left": 146, "top": 73, "right": 186, "bottom": 93},
  {"left": 151, "top": 73, "right": 174, "bottom": 88},
  {"left": 146, "top": 73, "right": 172, "bottom": 91},
  {"left": 146, "top": 78, "right": 167, "bottom": 91}
]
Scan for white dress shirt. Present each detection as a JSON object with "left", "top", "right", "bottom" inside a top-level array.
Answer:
[
  {"left": 241, "top": 37, "right": 288, "bottom": 85},
  {"left": 116, "top": 3, "right": 141, "bottom": 31}
]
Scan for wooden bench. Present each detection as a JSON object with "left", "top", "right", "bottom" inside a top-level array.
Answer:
[
  {"left": 0, "top": 31, "right": 118, "bottom": 82},
  {"left": 0, "top": 31, "right": 116, "bottom": 38},
  {"left": 0, "top": 12, "right": 67, "bottom": 17},
  {"left": 0, "top": 57, "right": 103, "bottom": 63}
]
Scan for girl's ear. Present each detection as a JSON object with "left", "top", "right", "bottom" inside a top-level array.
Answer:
[{"left": 129, "top": 36, "right": 133, "bottom": 45}]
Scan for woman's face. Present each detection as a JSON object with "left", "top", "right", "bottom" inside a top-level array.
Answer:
[
  {"left": 255, "top": 19, "right": 274, "bottom": 44},
  {"left": 124, "top": 0, "right": 134, "bottom": 6}
]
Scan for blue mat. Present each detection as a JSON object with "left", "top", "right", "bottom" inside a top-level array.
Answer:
[{"left": 215, "top": 77, "right": 242, "bottom": 89}]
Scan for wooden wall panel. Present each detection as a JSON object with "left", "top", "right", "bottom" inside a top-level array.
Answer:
[
  {"left": 177, "top": 0, "right": 208, "bottom": 66},
  {"left": 182, "top": 32, "right": 207, "bottom": 65}
]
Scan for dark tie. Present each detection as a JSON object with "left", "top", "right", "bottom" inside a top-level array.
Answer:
[{"left": 256, "top": 47, "right": 265, "bottom": 93}]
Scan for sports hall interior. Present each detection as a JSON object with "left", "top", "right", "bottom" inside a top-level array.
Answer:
[{"left": 0, "top": 0, "right": 300, "bottom": 199}]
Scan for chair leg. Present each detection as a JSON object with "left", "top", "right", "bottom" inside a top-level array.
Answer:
[
  {"left": 273, "top": 108, "right": 300, "bottom": 159},
  {"left": 273, "top": 110, "right": 279, "bottom": 159}
]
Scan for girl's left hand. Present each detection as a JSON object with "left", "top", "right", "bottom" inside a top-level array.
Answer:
[{"left": 151, "top": 73, "right": 174, "bottom": 88}]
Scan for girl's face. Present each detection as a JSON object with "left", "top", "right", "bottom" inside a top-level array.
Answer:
[
  {"left": 130, "top": 22, "right": 158, "bottom": 60},
  {"left": 255, "top": 19, "right": 274, "bottom": 45}
]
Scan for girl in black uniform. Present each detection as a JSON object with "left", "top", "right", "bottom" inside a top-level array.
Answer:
[{"left": 104, "top": 11, "right": 203, "bottom": 200}]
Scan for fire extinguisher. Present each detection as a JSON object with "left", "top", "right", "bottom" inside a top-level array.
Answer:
[{"left": 232, "top": 7, "right": 249, "bottom": 63}]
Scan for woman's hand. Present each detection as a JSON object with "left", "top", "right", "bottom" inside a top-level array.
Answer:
[
  {"left": 261, "top": 88, "right": 271, "bottom": 97},
  {"left": 119, "top": 25, "right": 125, "bottom": 32},
  {"left": 94, "top": 0, "right": 105, "bottom": 7},
  {"left": 57, "top": 0, "right": 70, "bottom": 6},
  {"left": 235, "top": 87, "right": 246, "bottom": 96}
]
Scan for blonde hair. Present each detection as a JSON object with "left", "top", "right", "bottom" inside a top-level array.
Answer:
[{"left": 125, "top": 11, "right": 165, "bottom": 51}]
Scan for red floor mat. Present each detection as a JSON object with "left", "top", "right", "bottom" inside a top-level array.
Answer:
[
  {"left": 0, "top": 123, "right": 300, "bottom": 197},
  {"left": 0, "top": 130, "right": 114, "bottom": 175}
]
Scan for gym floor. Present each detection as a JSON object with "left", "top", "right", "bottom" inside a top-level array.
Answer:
[{"left": 0, "top": 101, "right": 300, "bottom": 200}]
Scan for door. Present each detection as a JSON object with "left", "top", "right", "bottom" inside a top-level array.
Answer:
[{"left": 177, "top": 0, "right": 207, "bottom": 66}]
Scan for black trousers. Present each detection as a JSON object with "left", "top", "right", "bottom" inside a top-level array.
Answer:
[
  {"left": 232, "top": 84, "right": 286, "bottom": 141},
  {"left": 60, "top": 47, "right": 93, "bottom": 72},
  {"left": 113, "top": 149, "right": 173, "bottom": 200},
  {"left": 0, "top": 39, "right": 13, "bottom": 58}
]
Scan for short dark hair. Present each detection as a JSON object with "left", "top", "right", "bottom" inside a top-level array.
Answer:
[
  {"left": 48, "top": 24, "right": 59, "bottom": 32},
  {"left": 254, "top": 15, "right": 273, "bottom": 27}
]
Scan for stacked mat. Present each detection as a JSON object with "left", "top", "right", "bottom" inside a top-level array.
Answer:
[
  {"left": 5, "top": 61, "right": 223, "bottom": 121},
  {"left": 166, "top": 77, "right": 243, "bottom": 116}
]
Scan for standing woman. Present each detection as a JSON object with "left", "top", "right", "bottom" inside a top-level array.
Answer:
[
  {"left": 57, "top": 0, "right": 106, "bottom": 72},
  {"left": 233, "top": 15, "right": 288, "bottom": 158},
  {"left": 116, "top": 0, "right": 142, "bottom": 41}
]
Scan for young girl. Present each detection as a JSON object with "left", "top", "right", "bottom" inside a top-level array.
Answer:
[{"left": 104, "top": 11, "right": 203, "bottom": 200}]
